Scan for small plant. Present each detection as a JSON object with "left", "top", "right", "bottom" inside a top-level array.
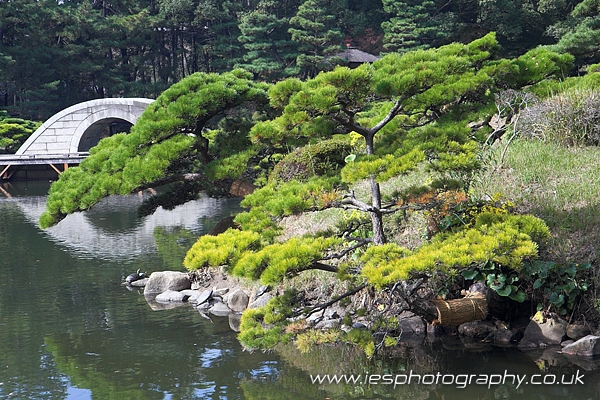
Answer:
[
  {"left": 462, "top": 261, "right": 526, "bottom": 302},
  {"left": 522, "top": 260, "right": 591, "bottom": 315},
  {"left": 518, "top": 87, "right": 600, "bottom": 146}
]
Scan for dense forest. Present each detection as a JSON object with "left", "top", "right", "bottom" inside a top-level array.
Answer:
[{"left": 1, "top": 0, "right": 599, "bottom": 120}]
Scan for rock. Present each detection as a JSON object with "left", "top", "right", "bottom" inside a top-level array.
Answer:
[
  {"left": 191, "top": 289, "right": 213, "bottom": 306},
  {"left": 198, "top": 297, "right": 222, "bottom": 310},
  {"left": 562, "top": 335, "right": 600, "bottom": 356},
  {"left": 143, "top": 271, "right": 191, "bottom": 295},
  {"left": 227, "top": 289, "right": 250, "bottom": 312},
  {"left": 180, "top": 289, "right": 201, "bottom": 303},
  {"left": 209, "top": 302, "right": 232, "bottom": 316},
  {"left": 352, "top": 322, "right": 368, "bottom": 330},
  {"left": 399, "top": 316, "right": 426, "bottom": 335},
  {"left": 567, "top": 323, "right": 591, "bottom": 341},
  {"left": 467, "top": 281, "right": 488, "bottom": 297},
  {"left": 229, "top": 313, "right": 242, "bottom": 332},
  {"left": 249, "top": 293, "right": 272, "bottom": 309},
  {"left": 144, "top": 295, "right": 187, "bottom": 310},
  {"left": 213, "top": 287, "right": 229, "bottom": 296},
  {"left": 155, "top": 290, "right": 189, "bottom": 303},
  {"left": 561, "top": 340, "right": 575, "bottom": 347},
  {"left": 458, "top": 320, "right": 496, "bottom": 339},
  {"left": 518, "top": 313, "right": 567, "bottom": 347},
  {"left": 255, "top": 285, "right": 270, "bottom": 299},
  {"left": 314, "top": 318, "right": 341, "bottom": 330},
  {"left": 484, "top": 328, "right": 518, "bottom": 345},
  {"left": 130, "top": 277, "right": 148, "bottom": 287}
]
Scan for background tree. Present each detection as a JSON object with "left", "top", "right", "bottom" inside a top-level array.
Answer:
[
  {"left": 381, "top": 0, "right": 447, "bottom": 53},
  {"left": 547, "top": 0, "right": 600, "bottom": 64},
  {"left": 236, "top": 1, "right": 299, "bottom": 81},
  {"left": 0, "top": 0, "right": 588, "bottom": 119},
  {"left": 288, "top": 0, "right": 344, "bottom": 78}
]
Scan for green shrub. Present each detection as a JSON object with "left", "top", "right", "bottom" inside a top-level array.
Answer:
[{"left": 269, "top": 138, "right": 353, "bottom": 184}]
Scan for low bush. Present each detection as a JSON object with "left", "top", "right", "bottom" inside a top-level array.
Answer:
[
  {"left": 518, "top": 87, "right": 600, "bottom": 146},
  {"left": 269, "top": 139, "right": 353, "bottom": 184}
]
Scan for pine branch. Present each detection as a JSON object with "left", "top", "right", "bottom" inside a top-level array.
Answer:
[{"left": 296, "top": 283, "right": 368, "bottom": 318}]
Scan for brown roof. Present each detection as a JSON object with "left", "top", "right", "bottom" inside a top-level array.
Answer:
[{"left": 336, "top": 47, "right": 379, "bottom": 63}]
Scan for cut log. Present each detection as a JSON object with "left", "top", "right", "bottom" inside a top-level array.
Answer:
[{"left": 431, "top": 296, "right": 488, "bottom": 326}]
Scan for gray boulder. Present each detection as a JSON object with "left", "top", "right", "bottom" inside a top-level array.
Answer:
[
  {"left": 562, "top": 335, "right": 600, "bottom": 356},
  {"left": 458, "top": 320, "right": 496, "bottom": 339},
  {"left": 155, "top": 290, "right": 189, "bottom": 303},
  {"left": 130, "top": 278, "right": 148, "bottom": 287},
  {"left": 227, "top": 289, "right": 250, "bottom": 312},
  {"left": 566, "top": 323, "right": 591, "bottom": 341},
  {"left": 484, "top": 328, "right": 519, "bottom": 345},
  {"left": 518, "top": 314, "right": 567, "bottom": 347},
  {"left": 399, "top": 316, "right": 426, "bottom": 335},
  {"left": 144, "top": 271, "right": 191, "bottom": 295},
  {"left": 209, "top": 302, "right": 232, "bottom": 316},
  {"left": 249, "top": 293, "right": 272, "bottom": 309},
  {"left": 315, "top": 318, "right": 341, "bottom": 330}
]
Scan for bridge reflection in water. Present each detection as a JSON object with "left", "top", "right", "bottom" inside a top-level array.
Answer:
[{"left": 4, "top": 190, "right": 241, "bottom": 261}]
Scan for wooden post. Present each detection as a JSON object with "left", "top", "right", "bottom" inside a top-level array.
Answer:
[
  {"left": 0, "top": 164, "right": 11, "bottom": 179},
  {"left": 48, "top": 163, "right": 62, "bottom": 175},
  {"left": 0, "top": 185, "right": 11, "bottom": 198}
]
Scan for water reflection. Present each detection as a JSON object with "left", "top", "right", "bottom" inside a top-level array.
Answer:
[{"left": 11, "top": 194, "right": 242, "bottom": 261}]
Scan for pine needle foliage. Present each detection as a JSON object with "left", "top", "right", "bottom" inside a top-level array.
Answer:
[
  {"left": 40, "top": 69, "right": 270, "bottom": 228},
  {"left": 233, "top": 236, "right": 343, "bottom": 285},
  {"left": 183, "top": 229, "right": 262, "bottom": 270},
  {"left": 361, "top": 213, "right": 550, "bottom": 288}
]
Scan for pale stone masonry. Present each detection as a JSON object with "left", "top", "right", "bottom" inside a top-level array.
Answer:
[{"left": 16, "top": 98, "right": 154, "bottom": 155}]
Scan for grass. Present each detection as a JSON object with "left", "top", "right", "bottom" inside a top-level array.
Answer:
[{"left": 472, "top": 138, "right": 600, "bottom": 263}]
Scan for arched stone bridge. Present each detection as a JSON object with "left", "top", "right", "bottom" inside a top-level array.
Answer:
[
  {"left": 0, "top": 98, "right": 154, "bottom": 180},
  {"left": 17, "top": 98, "right": 154, "bottom": 155}
]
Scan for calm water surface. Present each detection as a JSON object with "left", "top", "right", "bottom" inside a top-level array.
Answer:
[{"left": 1, "top": 181, "right": 600, "bottom": 400}]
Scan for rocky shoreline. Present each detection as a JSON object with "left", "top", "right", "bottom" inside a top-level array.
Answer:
[{"left": 125, "top": 269, "right": 600, "bottom": 363}]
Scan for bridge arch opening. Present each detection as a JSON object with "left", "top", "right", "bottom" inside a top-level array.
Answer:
[{"left": 78, "top": 118, "right": 133, "bottom": 152}]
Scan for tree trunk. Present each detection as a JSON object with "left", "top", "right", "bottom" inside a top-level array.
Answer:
[{"left": 369, "top": 176, "right": 386, "bottom": 245}]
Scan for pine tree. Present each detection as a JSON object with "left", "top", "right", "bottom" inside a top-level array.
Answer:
[
  {"left": 381, "top": 0, "right": 439, "bottom": 53},
  {"left": 288, "top": 0, "right": 344, "bottom": 78},
  {"left": 548, "top": 0, "right": 600, "bottom": 63},
  {"left": 195, "top": 0, "right": 246, "bottom": 73},
  {"left": 39, "top": 70, "right": 270, "bottom": 228},
  {"left": 237, "top": 1, "right": 299, "bottom": 81}
]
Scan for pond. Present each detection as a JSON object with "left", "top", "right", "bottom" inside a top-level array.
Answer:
[{"left": 1, "top": 181, "right": 599, "bottom": 399}]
